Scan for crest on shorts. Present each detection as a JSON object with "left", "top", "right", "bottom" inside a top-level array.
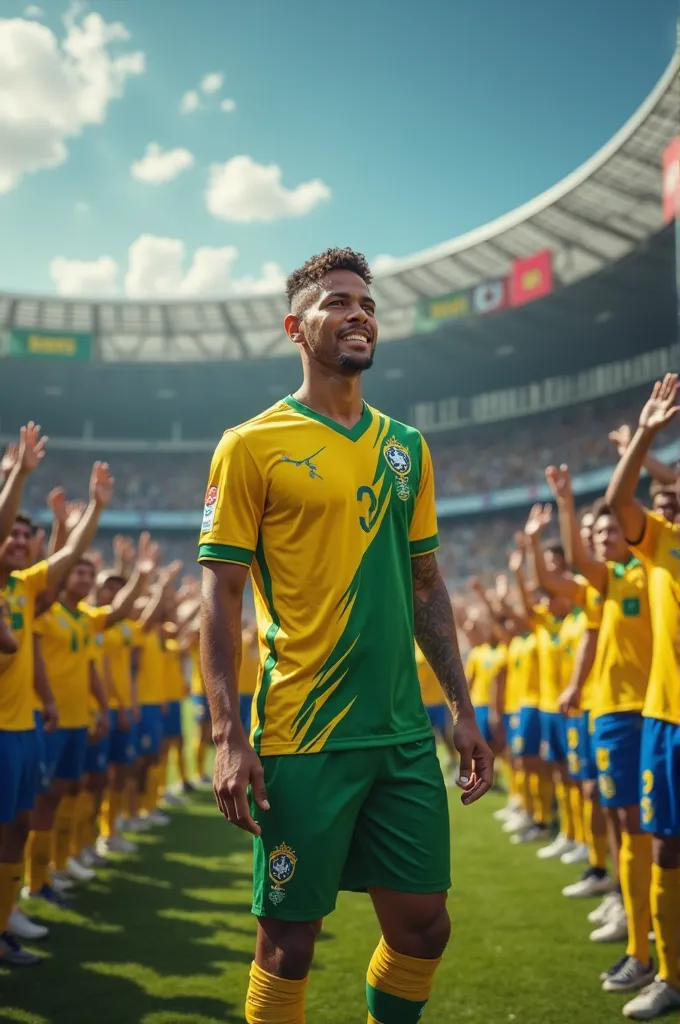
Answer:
[
  {"left": 268, "top": 842, "right": 297, "bottom": 905},
  {"left": 383, "top": 437, "right": 411, "bottom": 501}
]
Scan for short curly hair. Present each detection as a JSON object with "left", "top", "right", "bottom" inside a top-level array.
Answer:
[{"left": 286, "top": 247, "right": 372, "bottom": 311}]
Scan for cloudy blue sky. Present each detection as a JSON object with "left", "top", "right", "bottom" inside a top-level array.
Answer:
[{"left": 0, "top": 0, "right": 676, "bottom": 298}]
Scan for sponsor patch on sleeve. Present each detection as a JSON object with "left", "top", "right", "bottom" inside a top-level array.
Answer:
[{"left": 202, "top": 486, "right": 218, "bottom": 532}]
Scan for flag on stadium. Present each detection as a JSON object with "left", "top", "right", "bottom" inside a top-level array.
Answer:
[
  {"left": 509, "top": 250, "right": 553, "bottom": 306},
  {"left": 662, "top": 136, "right": 680, "bottom": 225},
  {"left": 472, "top": 279, "right": 507, "bottom": 315}
]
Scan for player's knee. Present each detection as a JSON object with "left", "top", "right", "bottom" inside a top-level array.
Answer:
[
  {"left": 1, "top": 812, "right": 31, "bottom": 859},
  {"left": 418, "top": 905, "right": 451, "bottom": 959},
  {"left": 257, "top": 918, "right": 320, "bottom": 979},
  {"left": 390, "top": 903, "right": 451, "bottom": 960}
]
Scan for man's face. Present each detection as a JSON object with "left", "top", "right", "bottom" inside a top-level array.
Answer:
[
  {"left": 97, "top": 578, "right": 124, "bottom": 607},
  {"left": 290, "top": 269, "right": 378, "bottom": 375},
  {"left": 580, "top": 512, "right": 595, "bottom": 554},
  {"left": 653, "top": 491, "right": 679, "bottom": 524},
  {"left": 544, "top": 549, "right": 566, "bottom": 575},
  {"left": 593, "top": 514, "right": 628, "bottom": 563},
  {"left": 66, "top": 563, "right": 96, "bottom": 602},
  {"left": 0, "top": 520, "right": 33, "bottom": 572}
]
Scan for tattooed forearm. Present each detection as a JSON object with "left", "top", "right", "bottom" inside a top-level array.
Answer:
[{"left": 412, "top": 553, "right": 473, "bottom": 721}]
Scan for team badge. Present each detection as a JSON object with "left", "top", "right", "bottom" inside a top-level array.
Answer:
[
  {"left": 383, "top": 437, "right": 411, "bottom": 501},
  {"left": 268, "top": 842, "right": 297, "bottom": 905},
  {"left": 202, "top": 485, "right": 218, "bottom": 532}
]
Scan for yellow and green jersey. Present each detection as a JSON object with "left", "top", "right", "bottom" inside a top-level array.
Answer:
[
  {"left": 631, "top": 511, "right": 680, "bottom": 725},
  {"left": 34, "top": 601, "right": 109, "bottom": 729},
  {"left": 531, "top": 605, "right": 566, "bottom": 713},
  {"left": 198, "top": 397, "right": 439, "bottom": 756},
  {"left": 466, "top": 643, "right": 504, "bottom": 709},
  {"left": 0, "top": 561, "right": 48, "bottom": 731},
  {"left": 415, "top": 643, "right": 441, "bottom": 707},
  {"left": 189, "top": 640, "right": 204, "bottom": 697},
  {"left": 102, "top": 618, "right": 142, "bottom": 709},
  {"left": 239, "top": 632, "right": 259, "bottom": 698},
  {"left": 572, "top": 576, "right": 603, "bottom": 711},
  {"left": 136, "top": 629, "right": 166, "bottom": 706},
  {"left": 164, "top": 638, "right": 187, "bottom": 702},
  {"left": 506, "top": 632, "right": 539, "bottom": 713}
]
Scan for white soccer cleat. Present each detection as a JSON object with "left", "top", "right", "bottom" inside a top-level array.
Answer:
[
  {"left": 502, "top": 810, "right": 532, "bottom": 834},
  {"left": 493, "top": 800, "right": 518, "bottom": 822},
  {"left": 162, "top": 792, "right": 184, "bottom": 807},
  {"left": 510, "top": 823, "right": 549, "bottom": 844},
  {"left": 589, "top": 898, "right": 628, "bottom": 942},
  {"left": 588, "top": 891, "right": 622, "bottom": 925},
  {"left": 124, "top": 816, "right": 153, "bottom": 833},
  {"left": 145, "top": 810, "right": 171, "bottom": 827},
  {"left": 560, "top": 842, "right": 590, "bottom": 866},
  {"left": 97, "top": 835, "right": 138, "bottom": 855},
  {"left": 622, "top": 979, "right": 680, "bottom": 1019},
  {"left": 602, "top": 956, "right": 656, "bottom": 993},
  {"left": 8, "top": 908, "right": 49, "bottom": 941},
  {"left": 537, "top": 834, "right": 576, "bottom": 860},
  {"left": 50, "top": 871, "right": 75, "bottom": 893},
  {"left": 562, "top": 868, "right": 612, "bottom": 899},
  {"left": 66, "top": 856, "right": 96, "bottom": 883}
]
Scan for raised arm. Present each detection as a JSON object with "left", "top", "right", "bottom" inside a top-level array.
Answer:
[
  {"left": 46, "top": 488, "right": 68, "bottom": 556},
  {"left": 411, "top": 552, "right": 493, "bottom": 804},
  {"left": 0, "top": 424, "right": 47, "bottom": 544},
  {"left": 609, "top": 423, "right": 678, "bottom": 487},
  {"left": 546, "top": 464, "right": 607, "bottom": 593},
  {"left": 45, "top": 462, "right": 113, "bottom": 591},
  {"left": 469, "top": 577, "right": 512, "bottom": 645},
  {"left": 103, "top": 534, "right": 160, "bottom": 629},
  {"left": 509, "top": 544, "right": 533, "bottom": 623},
  {"left": 524, "top": 501, "right": 585, "bottom": 601},
  {"left": 606, "top": 375, "right": 680, "bottom": 542}
]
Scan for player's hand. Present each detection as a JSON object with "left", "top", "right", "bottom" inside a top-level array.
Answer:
[
  {"left": 47, "top": 487, "right": 68, "bottom": 524},
  {"left": 17, "top": 422, "right": 48, "bottom": 476},
  {"left": 608, "top": 423, "right": 632, "bottom": 456},
  {"left": 508, "top": 548, "right": 523, "bottom": 573},
  {"left": 545, "top": 464, "right": 573, "bottom": 504},
  {"left": 117, "top": 707, "right": 131, "bottom": 732},
  {"left": 525, "top": 502, "right": 552, "bottom": 538},
  {"left": 558, "top": 684, "right": 581, "bottom": 716},
  {"left": 65, "top": 500, "right": 87, "bottom": 533},
  {"left": 135, "top": 532, "right": 160, "bottom": 578},
  {"left": 0, "top": 443, "right": 18, "bottom": 477},
  {"left": 639, "top": 374, "right": 680, "bottom": 435},
  {"left": 90, "top": 462, "right": 115, "bottom": 508},
  {"left": 452, "top": 712, "right": 494, "bottom": 806},
  {"left": 42, "top": 700, "right": 59, "bottom": 733},
  {"left": 213, "top": 736, "right": 270, "bottom": 836},
  {"left": 159, "top": 560, "right": 183, "bottom": 589}
]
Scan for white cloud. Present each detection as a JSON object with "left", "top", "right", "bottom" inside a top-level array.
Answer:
[
  {"left": 200, "top": 72, "right": 223, "bottom": 95},
  {"left": 50, "top": 255, "right": 119, "bottom": 296},
  {"left": 23, "top": 5, "right": 44, "bottom": 18},
  {"left": 220, "top": 97, "right": 236, "bottom": 113},
  {"left": 74, "top": 200, "right": 89, "bottom": 214},
  {"left": 49, "top": 235, "right": 286, "bottom": 299},
  {"left": 130, "top": 142, "right": 194, "bottom": 184},
  {"left": 371, "top": 253, "right": 400, "bottom": 275},
  {"left": 0, "top": 10, "right": 144, "bottom": 193},
  {"left": 179, "top": 88, "right": 200, "bottom": 114},
  {"left": 206, "top": 155, "right": 330, "bottom": 224}
]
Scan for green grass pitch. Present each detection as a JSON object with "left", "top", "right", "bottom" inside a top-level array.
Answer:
[{"left": 1, "top": 786, "right": 634, "bottom": 1023}]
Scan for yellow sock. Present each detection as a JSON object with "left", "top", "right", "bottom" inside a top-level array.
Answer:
[
  {"left": 530, "top": 772, "right": 553, "bottom": 825},
  {"left": 245, "top": 960, "right": 307, "bottom": 1023},
  {"left": 196, "top": 737, "right": 207, "bottom": 778},
  {"left": 568, "top": 783, "right": 584, "bottom": 845},
  {"left": 519, "top": 769, "right": 533, "bottom": 816},
  {"left": 143, "top": 767, "right": 159, "bottom": 814},
  {"left": 0, "top": 862, "right": 23, "bottom": 935},
  {"left": 651, "top": 864, "right": 680, "bottom": 987},
  {"left": 72, "top": 790, "right": 96, "bottom": 857},
  {"left": 555, "top": 780, "right": 574, "bottom": 839},
  {"left": 173, "top": 739, "right": 188, "bottom": 785},
  {"left": 53, "top": 794, "right": 78, "bottom": 870},
  {"left": 583, "top": 797, "right": 608, "bottom": 870},
  {"left": 514, "top": 769, "right": 526, "bottom": 810},
  {"left": 101, "top": 788, "right": 124, "bottom": 839},
  {"left": 366, "top": 936, "right": 440, "bottom": 1023},
  {"left": 620, "top": 832, "right": 652, "bottom": 964},
  {"left": 26, "top": 831, "right": 51, "bottom": 894}
]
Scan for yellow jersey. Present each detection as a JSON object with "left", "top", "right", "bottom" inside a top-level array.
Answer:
[
  {"left": 467, "top": 643, "right": 505, "bottom": 708},
  {"left": 189, "top": 641, "right": 204, "bottom": 697},
  {"left": 198, "top": 398, "right": 439, "bottom": 756},
  {"left": 136, "top": 629, "right": 166, "bottom": 706},
  {"left": 631, "top": 510, "right": 680, "bottom": 725},
  {"left": 415, "top": 643, "right": 441, "bottom": 707},
  {"left": 34, "top": 601, "right": 109, "bottom": 729},
  {"left": 506, "top": 633, "right": 539, "bottom": 713},
  {"left": 102, "top": 619, "right": 143, "bottom": 709},
  {"left": 239, "top": 633, "right": 259, "bottom": 697},
  {"left": 531, "top": 605, "right": 567, "bottom": 713},
  {"left": 164, "top": 638, "right": 187, "bottom": 702},
  {"left": 588, "top": 558, "right": 651, "bottom": 720},
  {"left": 0, "top": 561, "right": 49, "bottom": 731},
  {"left": 572, "top": 577, "right": 603, "bottom": 711},
  {"left": 560, "top": 608, "right": 586, "bottom": 696}
]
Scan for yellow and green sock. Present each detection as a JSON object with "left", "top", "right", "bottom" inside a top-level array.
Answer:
[
  {"left": 245, "top": 960, "right": 307, "bottom": 1023},
  {"left": 366, "top": 936, "right": 441, "bottom": 1023}
]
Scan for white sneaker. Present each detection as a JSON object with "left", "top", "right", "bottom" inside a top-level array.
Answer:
[
  {"left": 145, "top": 810, "right": 170, "bottom": 827},
  {"left": 124, "top": 816, "right": 153, "bottom": 833},
  {"left": 493, "top": 801, "right": 517, "bottom": 822},
  {"left": 590, "top": 899, "right": 628, "bottom": 942},
  {"left": 8, "top": 908, "right": 49, "bottom": 941},
  {"left": 66, "top": 856, "right": 95, "bottom": 883},
  {"left": 537, "top": 834, "right": 576, "bottom": 860},
  {"left": 510, "top": 823, "right": 550, "bottom": 844},
  {"left": 602, "top": 956, "right": 656, "bottom": 993},
  {"left": 162, "top": 792, "right": 184, "bottom": 807},
  {"left": 97, "top": 835, "right": 138, "bottom": 855},
  {"left": 623, "top": 979, "right": 680, "bottom": 1020},
  {"left": 562, "top": 869, "right": 612, "bottom": 899},
  {"left": 502, "top": 810, "right": 532, "bottom": 834},
  {"left": 588, "top": 891, "right": 622, "bottom": 924},
  {"left": 560, "top": 842, "right": 590, "bottom": 866},
  {"left": 50, "top": 871, "right": 75, "bottom": 893}
]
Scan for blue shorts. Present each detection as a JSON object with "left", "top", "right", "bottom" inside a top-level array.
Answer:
[
  {"left": 239, "top": 693, "right": 253, "bottom": 736},
  {"left": 474, "top": 705, "right": 493, "bottom": 744},
  {"left": 109, "top": 710, "right": 138, "bottom": 765},
  {"left": 44, "top": 727, "right": 89, "bottom": 783},
  {"left": 640, "top": 717, "right": 680, "bottom": 836},
  {"left": 540, "top": 711, "right": 568, "bottom": 763},
  {"left": 593, "top": 711, "right": 643, "bottom": 808},
  {"left": 566, "top": 715, "right": 583, "bottom": 780},
  {"left": 138, "top": 704, "right": 163, "bottom": 757},
  {"left": 0, "top": 728, "right": 40, "bottom": 822},
  {"left": 426, "top": 703, "right": 449, "bottom": 735},
  {"left": 578, "top": 710, "right": 598, "bottom": 781},
  {"left": 192, "top": 694, "right": 211, "bottom": 725},
  {"left": 506, "top": 712, "right": 521, "bottom": 753},
  {"left": 84, "top": 732, "right": 111, "bottom": 775},
  {"left": 512, "top": 705, "right": 541, "bottom": 757},
  {"left": 163, "top": 700, "right": 183, "bottom": 740}
]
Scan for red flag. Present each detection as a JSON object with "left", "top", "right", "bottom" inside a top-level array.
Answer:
[
  {"left": 509, "top": 250, "right": 553, "bottom": 307},
  {"left": 662, "top": 137, "right": 680, "bottom": 225}
]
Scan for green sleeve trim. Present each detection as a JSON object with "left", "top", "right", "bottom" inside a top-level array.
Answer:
[
  {"left": 409, "top": 534, "right": 439, "bottom": 557},
  {"left": 197, "top": 543, "right": 254, "bottom": 567}
]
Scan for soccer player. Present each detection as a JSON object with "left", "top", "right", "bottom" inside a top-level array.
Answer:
[
  {"left": 415, "top": 641, "right": 457, "bottom": 785},
  {"left": 188, "top": 626, "right": 211, "bottom": 784},
  {"left": 0, "top": 443, "right": 114, "bottom": 965},
  {"left": 606, "top": 374, "right": 680, "bottom": 1021},
  {"left": 199, "top": 248, "right": 493, "bottom": 1024}
]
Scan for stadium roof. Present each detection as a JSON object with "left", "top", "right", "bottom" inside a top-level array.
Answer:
[{"left": 0, "top": 55, "right": 677, "bottom": 363}]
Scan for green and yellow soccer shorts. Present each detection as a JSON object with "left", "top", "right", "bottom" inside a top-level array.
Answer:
[{"left": 250, "top": 738, "right": 451, "bottom": 921}]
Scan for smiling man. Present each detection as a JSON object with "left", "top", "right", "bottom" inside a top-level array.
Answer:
[{"left": 198, "top": 248, "right": 493, "bottom": 1024}]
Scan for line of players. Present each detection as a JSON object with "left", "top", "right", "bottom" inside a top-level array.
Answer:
[
  {"left": 0, "top": 423, "right": 258, "bottom": 969},
  {"left": 417, "top": 377, "right": 680, "bottom": 1022}
]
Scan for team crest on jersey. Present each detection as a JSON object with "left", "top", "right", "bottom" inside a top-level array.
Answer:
[
  {"left": 268, "top": 842, "right": 297, "bottom": 905},
  {"left": 383, "top": 437, "right": 411, "bottom": 501}
]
